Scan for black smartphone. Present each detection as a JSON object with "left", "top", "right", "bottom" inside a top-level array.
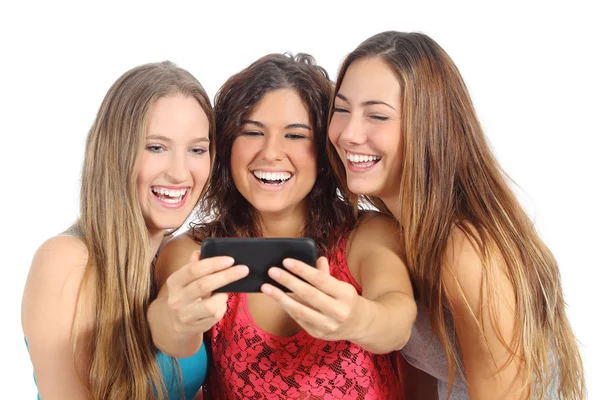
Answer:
[{"left": 200, "top": 237, "right": 317, "bottom": 293}]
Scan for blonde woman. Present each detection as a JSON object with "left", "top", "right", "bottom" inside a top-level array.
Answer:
[
  {"left": 21, "top": 61, "right": 226, "bottom": 399},
  {"left": 328, "top": 31, "right": 585, "bottom": 399}
]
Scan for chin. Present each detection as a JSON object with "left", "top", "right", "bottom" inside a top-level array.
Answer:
[
  {"left": 146, "top": 214, "right": 189, "bottom": 232},
  {"left": 253, "top": 205, "right": 287, "bottom": 215},
  {"left": 249, "top": 198, "right": 296, "bottom": 214},
  {"left": 347, "top": 180, "right": 379, "bottom": 197}
]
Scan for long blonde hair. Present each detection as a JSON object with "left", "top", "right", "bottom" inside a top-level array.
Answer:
[
  {"left": 75, "top": 61, "right": 214, "bottom": 399},
  {"left": 327, "top": 31, "right": 585, "bottom": 399}
]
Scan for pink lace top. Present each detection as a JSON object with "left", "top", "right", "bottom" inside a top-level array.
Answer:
[{"left": 204, "top": 237, "right": 403, "bottom": 399}]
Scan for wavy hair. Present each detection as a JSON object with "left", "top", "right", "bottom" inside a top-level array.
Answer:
[{"left": 193, "top": 53, "right": 356, "bottom": 256}]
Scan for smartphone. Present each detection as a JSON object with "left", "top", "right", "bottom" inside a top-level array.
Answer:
[{"left": 200, "top": 237, "right": 317, "bottom": 293}]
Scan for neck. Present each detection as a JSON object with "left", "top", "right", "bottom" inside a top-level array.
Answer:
[
  {"left": 257, "top": 206, "right": 307, "bottom": 238},
  {"left": 147, "top": 228, "right": 166, "bottom": 260},
  {"left": 380, "top": 196, "right": 399, "bottom": 221},
  {"left": 379, "top": 182, "right": 402, "bottom": 221}
]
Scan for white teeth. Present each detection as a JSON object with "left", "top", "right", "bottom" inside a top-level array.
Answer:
[
  {"left": 346, "top": 153, "right": 381, "bottom": 163},
  {"left": 162, "top": 197, "right": 182, "bottom": 204},
  {"left": 252, "top": 171, "right": 292, "bottom": 181},
  {"left": 152, "top": 187, "right": 188, "bottom": 198}
]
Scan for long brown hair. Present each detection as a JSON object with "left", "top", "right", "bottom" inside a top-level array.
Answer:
[
  {"left": 327, "top": 31, "right": 585, "bottom": 399},
  {"left": 193, "top": 53, "right": 356, "bottom": 256},
  {"left": 76, "top": 61, "right": 214, "bottom": 399}
]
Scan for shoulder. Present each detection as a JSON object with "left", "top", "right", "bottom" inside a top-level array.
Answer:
[
  {"left": 23, "top": 234, "right": 89, "bottom": 307},
  {"left": 345, "top": 210, "right": 404, "bottom": 278},
  {"left": 348, "top": 210, "right": 401, "bottom": 253},
  {"left": 161, "top": 230, "right": 199, "bottom": 254},
  {"left": 36, "top": 233, "right": 88, "bottom": 261},
  {"left": 154, "top": 230, "right": 199, "bottom": 286},
  {"left": 22, "top": 234, "right": 91, "bottom": 346}
]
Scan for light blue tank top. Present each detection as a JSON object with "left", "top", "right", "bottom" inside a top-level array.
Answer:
[
  {"left": 26, "top": 340, "right": 208, "bottom": 399},
  {"left": 157, "top": 346, "right": 208, "bottom": 399}
]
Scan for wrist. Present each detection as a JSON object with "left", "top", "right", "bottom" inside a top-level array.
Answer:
[{"left": 347, "top": 296, "right": 376, "bottom": 345}]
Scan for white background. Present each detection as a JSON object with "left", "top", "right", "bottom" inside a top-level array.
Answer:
[{"left": 1, "top": 1, "right": 598, "bottom": 397}]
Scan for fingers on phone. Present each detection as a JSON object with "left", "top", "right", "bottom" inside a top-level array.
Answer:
[
  {"left": 189, "top": 250, "right": 201, "bottom": 263},
  {"left": 281, "top": 258, "right": 332, "bottom": 292},
  {"left": 316, "top": 256, "right": 330, "bottom": 272},
  {"left": 267, "top": 268, "right": 324, "bottom": 304},
  {"left": 169, "top": 256, "right": 235, "bottom": 289},
  {"left": 190, "top": 256, "right": 235, "bottom": 278},
  {"left": 186, "top": 264, "right": 249, "bottom": 297}
]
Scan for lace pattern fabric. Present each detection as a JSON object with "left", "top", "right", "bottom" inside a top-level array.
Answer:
[{"left": 204, "top": 238, "right": 403, "bottom": 399}]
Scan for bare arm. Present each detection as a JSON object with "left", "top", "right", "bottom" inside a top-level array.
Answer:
[
  {"left": 21, "top": 235, "right": 93, "bottom": 400},
  {"left": 346, "top": 213, "right": 417, "bottom": 353},
  {"left": 261, "top": 212, "right": 416, "bottom": 354},
  {"left": 442, "top": 229, "right": 526, "bottom": 400},
  {"left": 147, "top": 232, "right": 249, "bottom": 358}
]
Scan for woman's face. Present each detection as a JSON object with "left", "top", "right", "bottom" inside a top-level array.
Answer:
[
  {"left": 230, "top": 88, "right": 317, "bottom": 218},
  {"left": 137, "top": 94, "right": 211, "bottom": 234},
  {"left": 329, "top": 57, "right": 403, "bottom": 201}
]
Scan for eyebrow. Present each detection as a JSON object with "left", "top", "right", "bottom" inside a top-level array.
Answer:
[
  {"left": 241, "top": 119, "right": 311, "bottom": 130},
  {"left": 146, "top": 134, "right": 210, "bottom": 143},
  {"left": 336, "top": 93, "right": 396, "bottom": 111}
]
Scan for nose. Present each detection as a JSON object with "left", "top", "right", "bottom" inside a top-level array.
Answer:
[
  {"left": 261, "top": 134, "right": 285, "bottom": 161},
  {"left": 165, "top": 151, "right": 189, "bottom": 183},
  {"left": 338, "top": 114, "right": 367, "bottom": 146}
]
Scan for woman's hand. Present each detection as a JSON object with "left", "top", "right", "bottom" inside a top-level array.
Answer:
[
  {"left": 260, "top": 256, "right": 368, "bottom": 342},
  {"left": 165, "top": 250, "right": 249, "bottom": 335}
]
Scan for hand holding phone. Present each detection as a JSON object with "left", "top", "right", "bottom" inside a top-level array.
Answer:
[
  {"left": 164, "top": 250, "right": 249, "bottom": 336},
  {"left": 200, "top": 237, "right": 317, "bottom": 293}
]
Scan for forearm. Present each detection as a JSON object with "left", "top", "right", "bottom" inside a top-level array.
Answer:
[
  {"left": 147, "top": 296, "right": 203, "bottom": 358},
  {"left": 349, "top": 292, "right": 416, "bottom": 354}
]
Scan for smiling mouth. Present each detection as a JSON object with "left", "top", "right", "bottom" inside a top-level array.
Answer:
[
  {"left": 346, "top": 152, "right": 382, "bottom": 168},
  {"left": 252, "top": 170, "right": 293, "bottom": 185},
  {"left": 151, "top": 187, "right": 189, "bottom": 204}
]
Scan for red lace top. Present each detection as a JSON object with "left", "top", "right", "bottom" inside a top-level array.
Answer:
[{"left": 204, "top": 237, "right": 403, "bottom": 399}]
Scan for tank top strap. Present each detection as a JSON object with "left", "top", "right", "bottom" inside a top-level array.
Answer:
[
  {"left": 329, "top": 232, "right": 362, "bottom": 294},
  {"left": 61, "top": 227, "right": 85, "bottom": 239}
]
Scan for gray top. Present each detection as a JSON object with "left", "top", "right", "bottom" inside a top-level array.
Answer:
[
  {"left": 402, "top": 301, "right": 560, "bottom": 399},
  {"left": 401, "top": 301, "right": 469, "bottom": 399}
]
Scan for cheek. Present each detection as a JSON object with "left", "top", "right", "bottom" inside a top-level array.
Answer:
[
  {"left": 230, "top": 148, "right": 243, "bottom": 176},
  {"left": 299, "top": 145, "right": 318, "bottom": 180},
  {"left": 230, "top": 138, "right": 256, "bottom": 183},
  {"left": 375, "top": 125, "right": 402, "bottom": 156},
  {"left": 229, "top": 149, "right": 245, "bottom": 188},
  {"left": 328, "top": 116, "right": 345, "bottom": 144},
  {"left": 379, "top": 127, "right": 403, "bottom": 175},
  {"left": 192, "top": 157, "right": 211, "bottom": 188},
  {"left": 136, "top": 154, "right": 154, "bottom": 191}
]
